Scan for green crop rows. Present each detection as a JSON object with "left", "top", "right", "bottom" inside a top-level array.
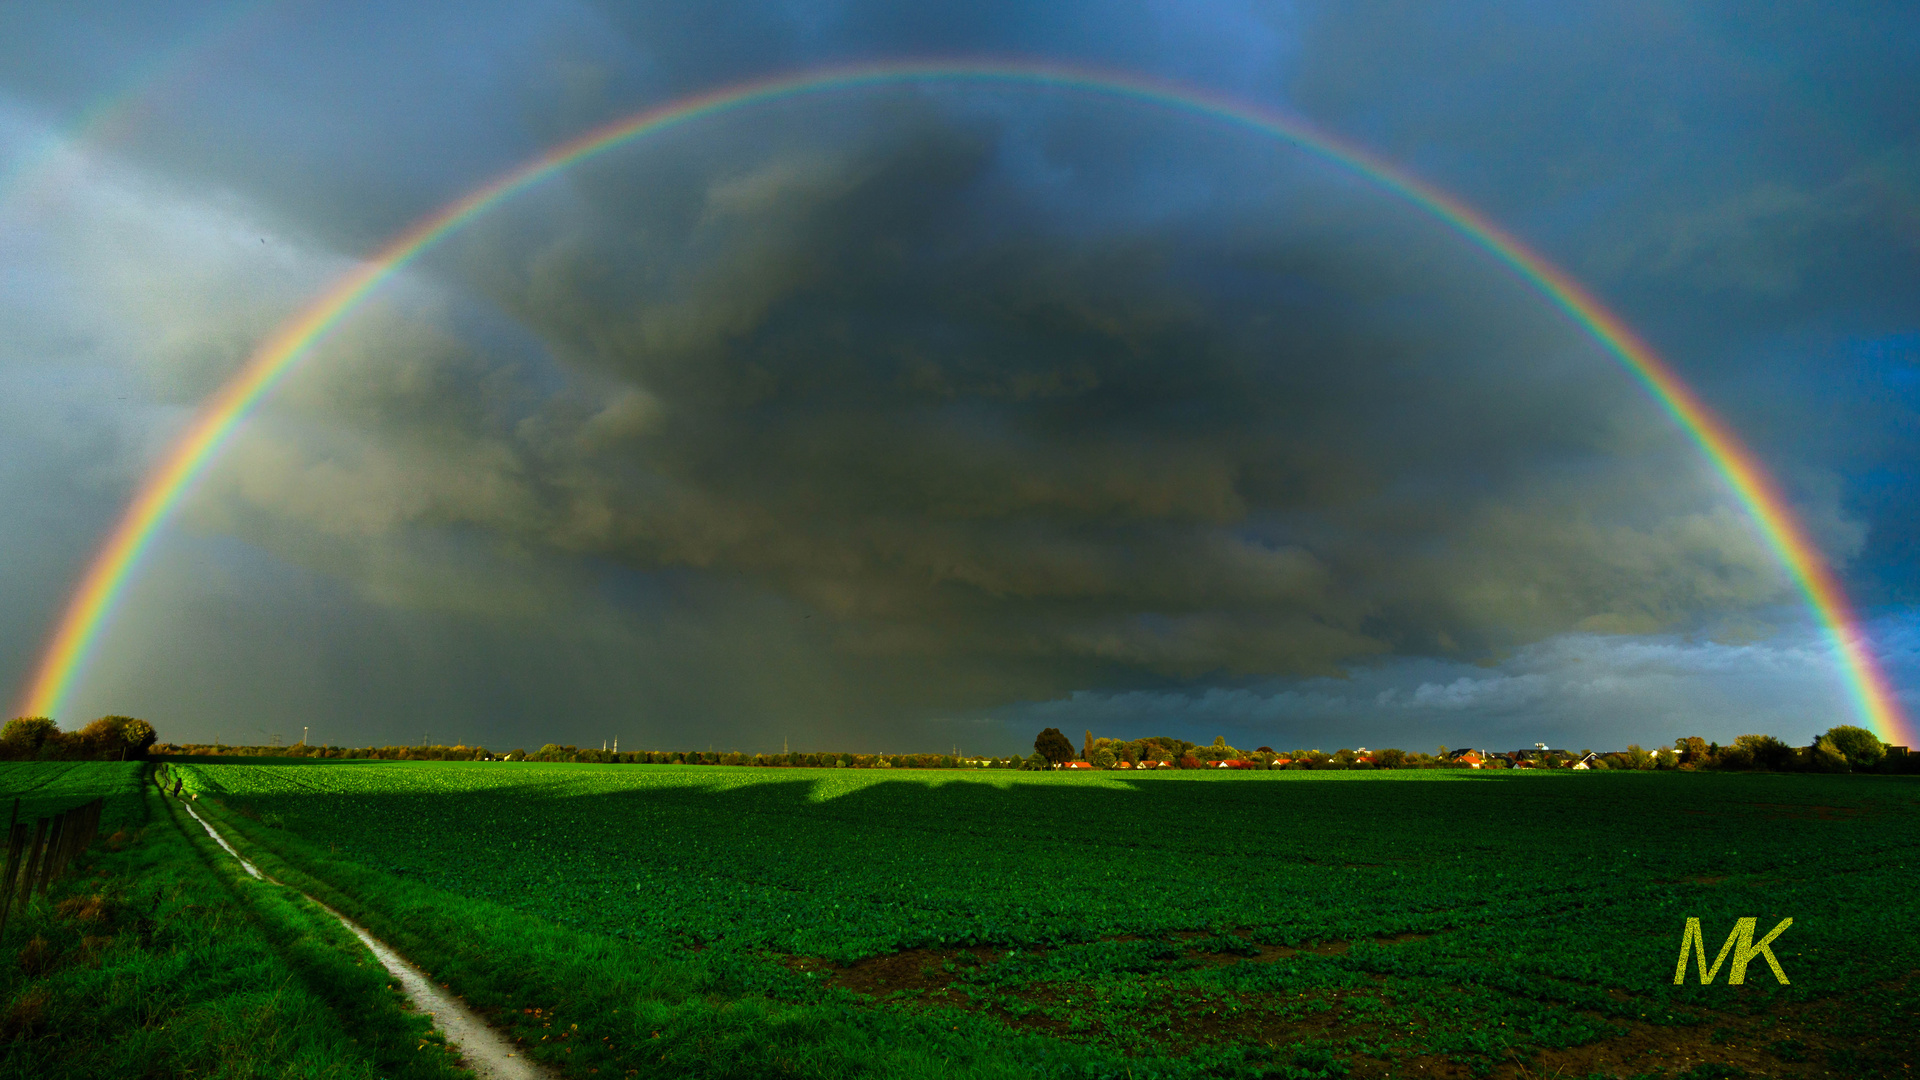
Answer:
[
  {"left": 176, "top": 762, "right": 1920, "bottom": 1076},
  {"left": 0, "top": 761, "right": 143, "bottom": 822}
]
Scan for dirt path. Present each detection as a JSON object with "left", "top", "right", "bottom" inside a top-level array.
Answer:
[{"left": 179, "top": 800, "right": 554, "bottom": 1080}]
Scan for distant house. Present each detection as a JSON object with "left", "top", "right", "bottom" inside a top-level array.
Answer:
[
  {"left": 1113, "top": 760, "right": 1134, "bottom": 769},
  {"left": 1272, "top": 757, "right": 1292, "bottom": 767},
  {"left": 1215, "top": 759, "right": 1255, "bottom": 769},
  {"left": 1574, "top": 751, "right": 1601, "bottom": 771},
  {"left": 1058, "top": 760, "right": 1095, "bottom": 770},
  {"left": 1448, "top": 748, "right": 1485, "bottom": 768}
]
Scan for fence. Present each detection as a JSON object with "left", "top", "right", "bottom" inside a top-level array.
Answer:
[{"left": 0, "top": 795, "right": 106, "bottom": 937}]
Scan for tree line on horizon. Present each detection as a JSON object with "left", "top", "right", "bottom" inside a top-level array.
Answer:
[
  {"left": 1026, "top": 724, "right": 1912, "bottom": 774},
  {"left": 0, "top": 715, "right": 156, "bottom": 761},
  {"left": 8, "top": 714, "right": 1909, "bottom": 774}
]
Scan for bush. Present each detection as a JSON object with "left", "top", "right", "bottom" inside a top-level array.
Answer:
[
  {"left": 0, "top": 716, "right": 59, "bottom": 759},
  {"left": 1736, "top": 734, "right": 1794, "bottom": 770},
  {"left": 1811, "top": 737, "right": 1852, "bottom": 772},
  {"left": 1715, "top": 742, "right": 1754, "bottom": 770},
  {"left": 1821, "top": 725, "right": 1886, "bottom": 770}
]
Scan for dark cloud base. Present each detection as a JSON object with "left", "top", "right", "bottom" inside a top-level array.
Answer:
[
  {"left": 10, "top": 4, "right": 1913, "bottom": 748},
  {"left": 158, "top": 94, "right": 1796, "bottom": 740}
]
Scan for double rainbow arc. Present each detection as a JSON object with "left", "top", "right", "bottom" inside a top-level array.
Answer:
[{"left": 17, "top": 60, "right": 1911, "bottom": 745}]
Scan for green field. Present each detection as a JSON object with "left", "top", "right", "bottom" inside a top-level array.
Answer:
[
  {"left": 0, "top": 762, "right": 470, "bottom": 1080},
  {"left": 164, "top": 761, "right": 1918, "bottom": 1078},
  {"left": 0, "top": 760, "right": 144, "bottom": 822}
]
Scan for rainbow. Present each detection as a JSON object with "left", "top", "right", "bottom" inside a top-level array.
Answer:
[{"left": 15, "top": 59, "right": 1912, "bottom": 745}]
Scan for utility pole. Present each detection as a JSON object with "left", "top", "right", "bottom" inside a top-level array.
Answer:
[{"left": 302, "top": 725, "right": 308, "bottom": 746}]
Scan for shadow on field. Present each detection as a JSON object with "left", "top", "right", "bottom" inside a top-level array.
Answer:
[{"left": 186, "top": 763, "right": 1918, "bottom": 1079}]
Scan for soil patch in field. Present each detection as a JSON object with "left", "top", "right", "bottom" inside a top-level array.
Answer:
[
  {"left": 774, "top": 935, "right": 1914, "bottom": 1079},
  {"left": 780, "top": 927, "right": 1438, "bottom": 995}
]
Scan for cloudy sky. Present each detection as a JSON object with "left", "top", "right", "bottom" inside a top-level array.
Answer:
[{"left": 2, "top": 1, "right": 1915, "bottom": 755}]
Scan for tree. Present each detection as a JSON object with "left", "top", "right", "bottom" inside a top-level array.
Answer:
[
  {"left": 71, "top": 715, "right": 156, "bottom": 760},
  {"left": 1811, "top": 736, "right": 1851, "bottom": 772},
  {"left": 0, "top": 716, "right": 57, "bottom": 760},
  {"left": 1092, "top": 747, "right": 1118, "bottom": 768},
  {"left": 1083, "top": 730, "right": 1095, "bottom": 761},
  {"left": 118, "top": 717, "right": 156, "bottom": 759},
  {"left": 1733, "top": 733, "right": 1794, "bottom": 771},
  {"left": 1374, "top": 748, "right": 1407, "bottom": 769},
  {"left": 1023, "top": 752, "right": 1051, "bottom": 771},
  {"left": 1822, "top": 725, "right": 1885, "bottom": 770},
  {"left": 1034, "top": 727, "right": 1074, "bottom": 766}
]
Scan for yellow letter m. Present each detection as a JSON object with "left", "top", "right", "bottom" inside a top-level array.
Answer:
[{"left": 1673, "top": 917, "right": 1792, "bottom": 985}]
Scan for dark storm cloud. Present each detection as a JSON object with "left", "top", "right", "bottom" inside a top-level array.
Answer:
[
  {"left": 9, "top": 2, "right": 1913, "bottom": 745},
  {"left": 189, "top": 97, "right": 1792, "bottom": 725},
  {"left": 1279, "top": 1, "right": 1920, "bottom": 371},
  {"left": 1280, "top": 0, "right": 1920, "bottom": 605}
]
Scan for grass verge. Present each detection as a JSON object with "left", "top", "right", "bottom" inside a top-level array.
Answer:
[{"left": 0, "top": 770, "right": 471, "bottom": 1080}]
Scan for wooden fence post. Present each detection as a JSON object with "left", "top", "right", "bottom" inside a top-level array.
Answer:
[
  {"left": 47, "top": 810, "right": 74, "bottom": 888},
  {"left": 0, "top": 820, "right": 24, "bottom": 936},
  {"left": 0, "top": 796, "right": 116, "bottom": 923},
  {"left": 16, "top": 819, "right": 47, "bottom": 910},
  {"left": 34, "top": 813, "right": 65, "bottom": 897}
]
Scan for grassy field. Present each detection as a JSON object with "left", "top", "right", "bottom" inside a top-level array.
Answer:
[
  {"left": 0, "top": 761, "right": 471, "bottom": 1080},
  {"left": 164, "top": 761, "right": 1918, "bottom": 1078},
  {"left": 0, "top": 760, "right": 145, "bottom": 822}
]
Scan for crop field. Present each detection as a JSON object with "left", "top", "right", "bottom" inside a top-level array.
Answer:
[
  {"left": 0, "top": 762, "right": 473, "bottom": 1080},
  {"left": 173, "top": 761, "right": 1919, "bottom": 1078},
  {"left": 0, "top": 760, "right": 143, "bottom": 821}
]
